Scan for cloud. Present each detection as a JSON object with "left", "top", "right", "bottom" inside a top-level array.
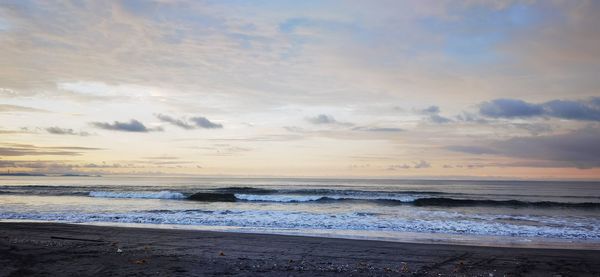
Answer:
[
  {"left": 156, "top": 114, "right": 223, "bottom": 129},
  {"left": 186, "top": 143, "right": 251, "bottom": 156},
  {"left": 283, "top": 123, "right": 407, "bottom": 141},
  {"left": 306, "top": 114, "right": 353, "bottom": 126},
  {"left": 0, "top": 143, "right": 101, "bottom": 156},
  {"left": 508, "top": 123, "right": 553, "bottom": 136},
  {"left": 0, "top": 160, "right": 79, "bottom": 174},
  {"left": 0, "top": 147, "right": 78, "bottom": 156},
  {"left": 306, "top": 114, "right": 337, "bottom": 124},
  {"left": 413, "top": 160, "right": 431, "bottom": 169},
  {"left": 46, "top": 127, "right": 90, "bottom": 136},
  {"left": 387, "top": 160, "right": 431, "bottom": 170},
  {"left": 544, "top": 99, "right": 600, "bottom": 121},
  {"left": 143, "top": 156, "right": 179, "bottom": 160},
  {"left": 445, "top": 127, "right": 600, "bottom": 169},
  {"left": 444, "top": 145, "right": 498, "bottom": 155},
  {"left": 480, "top": 99, "right": 544, "bottom": 118},
  {"left": 479, "top": 97, "right": 600, "bottom": 121},
  {"left": 155, "top": 114, "right": 195, "bottom": 129},
  {"left": 0, "top": 104, "right": 48, "bottom": 113},
  {"left": 190, "top": 116, "right": 223, "bottom": 129},
  {"left": 418, "top": 105, "right": 452, "bottom": 124},
  {"left": 454, "top": 111, "right": 553, "bottom": 135},
  {"left": 352, "top": 127, "right": 404, "bottom": 132},
  {"left": 455, "top": 112, "right": 489, "bottom": 124},
  {"left": 420, "top": 105, "right": 440, "bottom": 114},
  {"left": 387, "top": 164, "right": 411, "bottom": 170},
  {"left": 0, "top": 127, "right": 35, "bottom": 135},
  {"left": 0, "top": 1, "right": 598, "bottom": 177},
  {"left": 428, "top": 114, "right": 452, "bottom": 124},
  {"left": 91, "top": 119, "right": 161, "bottom": 132},
  {"left": 0, "top": 159, "right": 145, "bottom": 175}
]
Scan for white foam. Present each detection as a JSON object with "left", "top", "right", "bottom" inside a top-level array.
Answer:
[
  {"left": 326, "top": 195, "right": 418, "bottom": 202},
  {"left": 234, "top": 194, "right": 323, "bottom": 202},
  {"left": 1, "top": 209, "right": 599, "bottom": 241},
  {"left": 88, "top": 191, "right": 185, "bottom": 199},
  {"left": 234, "top": 193, "right": 417, "bottom": 203}
]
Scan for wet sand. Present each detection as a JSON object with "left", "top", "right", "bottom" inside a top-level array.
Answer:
[{"left": 1, "top": 222, "right": 599, "bottom": 276}]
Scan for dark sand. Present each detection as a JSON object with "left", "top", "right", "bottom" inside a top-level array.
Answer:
[{"left": 1, "top": 223, "right": 599, "bottom": 276}]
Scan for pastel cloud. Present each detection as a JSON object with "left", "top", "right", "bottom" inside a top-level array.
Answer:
[{"left": 0, "top": 1, "right": 599, "bottom": 178}]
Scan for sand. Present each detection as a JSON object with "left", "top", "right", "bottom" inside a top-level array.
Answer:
[{"left": 1, "top": 222, "right": 599, "bottom": 276}]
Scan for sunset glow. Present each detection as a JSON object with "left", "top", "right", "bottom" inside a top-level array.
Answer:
[{"left": 1, "top": 1, "right": 599, "bottom": 179}]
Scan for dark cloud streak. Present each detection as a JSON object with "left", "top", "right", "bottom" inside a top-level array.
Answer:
[
  {"left": 0, "top": 104, "right": 49, "bottom": 113},
  {"left": 156, "top": 114, "right": 223, "bottom": 129},
  {"left": 306, "top": 114, "right": 353, "bottom": 126},
  {"left": 418, "top": 105, "right": 452, "bottom": 124},
  {"left": 352, "top": 127, "right": 404, "bottom": 132},
  {"left": 446, "top": 127, "right": 600, "bottom": 169},
  {"left": 91, "top": 119, "right": 161, "bottom": 132},
  {"left": 156, "top": 114, "right": 195, "bottom": 129},
  {"left": 479, "top": 98, "right": 600, "bottom": 121},
  {"left": 190, "top": 116, "right": 223, "bottom": 129},
  {"left": 0, "top": 143, "right": 101, "bottom": 156},
  {"left": 46, "top": 127, "right": 90, "bottom": 136}
]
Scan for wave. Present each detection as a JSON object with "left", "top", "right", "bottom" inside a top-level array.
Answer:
[
  {"left": 3, "top": 184, "right": 600, "bottom": 201},
  {"left": 84, "top": 190, "right": 600, "bottom": 209},
  {"left": 0, "top": 185, "right": 593, "bottom": 209},
  {"left": 413, "top": 197, "right": 600, "bottom": 208},
  {"left": 188, "top": 192, "right": 236, "bottom": 202},
  {"left": 88, "top": 191, "right": 185, "bottom": 199},
  {"left": 188, "top": 193, "right": 600, "bottom": 209}
]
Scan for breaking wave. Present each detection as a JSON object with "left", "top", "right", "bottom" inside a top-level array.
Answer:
[{"left": 0, "top": 186, "right": 574, "bottom": 209}]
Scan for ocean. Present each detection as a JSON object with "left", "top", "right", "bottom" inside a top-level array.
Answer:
[{"left": 1, "top": 176, "right": 599, "bottom": 249}]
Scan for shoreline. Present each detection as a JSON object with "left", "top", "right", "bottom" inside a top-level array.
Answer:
[
  {"left": 1, "top": 222, "right": 599, "bottom": 276},
  {"left": 3, "top": 219, "right": 600, "bottom": 251}
]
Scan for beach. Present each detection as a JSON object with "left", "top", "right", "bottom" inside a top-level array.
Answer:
[
  {"left": 1, "top": 222, "right": 599, "bottom": 276},
  {"left": 3, "top": 0, "right": 600, "bottom": 275}
]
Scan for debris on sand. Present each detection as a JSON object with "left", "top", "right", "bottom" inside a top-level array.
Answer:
[
  {"left": 401, "top": 262, "right": 409, "bottom": 273},
  {"left": 454, "top": 260, "right": 465, "bottom": 272},
  {"left": 131, "top": 259, "right": 146, "bottom": 265}
]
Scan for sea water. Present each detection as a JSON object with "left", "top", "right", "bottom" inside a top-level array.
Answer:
[{"left": 1, "top": 176, "right": 599, "bottom": 249}]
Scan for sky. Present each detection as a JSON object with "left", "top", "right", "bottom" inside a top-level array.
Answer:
[{"left": 1, "top": 0, "right": 599, "bottom": 179}]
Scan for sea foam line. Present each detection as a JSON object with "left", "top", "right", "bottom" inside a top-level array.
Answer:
[
  {"left": 1, "top": 210, "right": 598, "bottom": 241},
  {"left": 88, "top": 191, "right": 185, "bottom": 199},
  {"left": 233, "top": 193, "right": 417, "bottom": 203}
]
